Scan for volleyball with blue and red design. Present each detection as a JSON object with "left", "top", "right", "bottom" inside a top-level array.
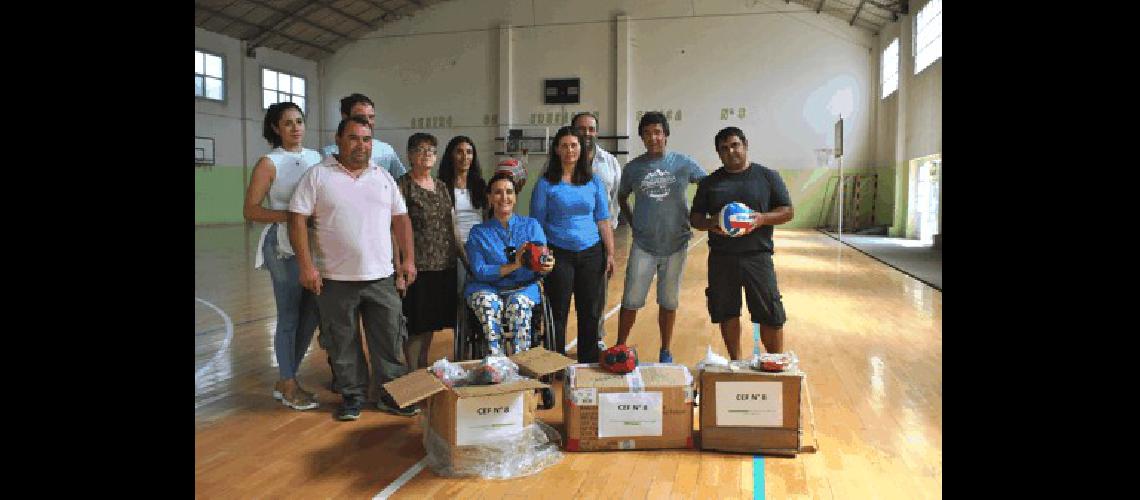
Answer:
[
  {"left": 718, "top": 202, "right": 754, "bottom": 237},
  {"left": 495, "top": 158, "right": 527, "bottom": 185}
]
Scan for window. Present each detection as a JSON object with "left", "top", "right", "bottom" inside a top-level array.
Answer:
[
  {"left": 881, "top": 38, "right": 899, "bottom": 99},
  {"left": 195, "top": 50, "right": 224, "bottom": 101},
  {"left": 914, "top": 0, "right": 942, "bottom": 74},
  {"left": 262, "top": 68, "right": 306, "bottom": 112}
]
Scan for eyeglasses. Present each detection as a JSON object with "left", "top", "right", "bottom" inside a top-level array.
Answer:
[{"left": 412, "top": 147, "right": 437, "bottom": 155}]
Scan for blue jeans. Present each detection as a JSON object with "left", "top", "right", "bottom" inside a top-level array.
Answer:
[{"left": 262, "top": 224, "right": 321, "bottom": 379}]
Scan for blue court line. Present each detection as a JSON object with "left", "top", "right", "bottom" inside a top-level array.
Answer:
[
  {"left": 754, "top": 455, "right": 765, "bottom": 500},
  {"left": 753, "top": 322, "right": 762, "bottom": 357}
]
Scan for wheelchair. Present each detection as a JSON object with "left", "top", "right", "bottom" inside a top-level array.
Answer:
[{"left": 454, "top": 277, "right": 559, "bottom": 409}]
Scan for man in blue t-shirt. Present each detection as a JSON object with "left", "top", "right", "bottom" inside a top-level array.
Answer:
[
  {"left": 321, "top": 93, "right": 407, "bottom": 180},
  {"left": 690, "top": 127, "right": 794, "bottom": 360},
  {"left": 614, "top": 112, "right": 707, "bottom": 363}
]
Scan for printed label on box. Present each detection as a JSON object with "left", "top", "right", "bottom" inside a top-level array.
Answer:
[
  {"left": 573, "top": 387, "right": 597, "bottom": 406},
  {"left": 597, "top": 391, "right": 663, "bottom": 438},
  {"left": 456, "top": 392, "right": 525, "bottom": 445},
  {"left": 715, "top": 381, "right": 782, "bottom": 427}
]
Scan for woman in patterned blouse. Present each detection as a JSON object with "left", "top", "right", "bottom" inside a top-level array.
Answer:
[{"left": 395, "top": 132, "right": 459, "bottom": 369}]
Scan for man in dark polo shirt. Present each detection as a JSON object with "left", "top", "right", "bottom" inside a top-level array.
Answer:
[{"left": 690, "top": 127, "right": 794, "bottom": 359}]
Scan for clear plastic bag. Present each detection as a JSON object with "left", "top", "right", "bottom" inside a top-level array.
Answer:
[
  {"left": 695, "top": 345, "right": 730, "bottom": 371},
  {"left": 429, "top": 356, "right": 523, "bottom": 387},
  {"left": 471, "top": 356, "right": 521, "bottom": 385},
  {"left": 421, "top": 418, "right": 564, "bottom": 479},
  {"left": 748, "top": 350, "right": 801, "bottom": 374},
  {"left": 430, "top": 358, "right": 471, "bottom": 388}
]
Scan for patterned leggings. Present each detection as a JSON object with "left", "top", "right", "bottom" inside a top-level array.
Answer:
[{"left": 468, "top": 291, "right": 535, "bottom": 356}]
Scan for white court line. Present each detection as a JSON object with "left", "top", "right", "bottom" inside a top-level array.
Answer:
[
  {"left": 373, "top": 234, "right": 708, "bottom": 498},
  {"left": 373, "top": 458, "right": 426, "bottom": 499},
  {"left": 195, "top": 297, "right": 234, "bottom": 382},
  {"left": 567, "top": 233, "right": 706, "bottom": 352}
]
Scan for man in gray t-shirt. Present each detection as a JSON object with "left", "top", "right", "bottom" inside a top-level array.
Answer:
[{"left": 615, "top": 112, "right": 707, "bottom": 363}]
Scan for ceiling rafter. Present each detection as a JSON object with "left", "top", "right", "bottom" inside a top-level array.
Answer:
[
  {"left": 244, "top": 0, "right": 351, "bottom": 49},
  {"left": 196, "top": 4, "right": 336, "bottom": 55},
  {"left": 850, "top": 0, "right": 867, "bottom": 25},
  {"left": 312, "top": 0, "right": 380, "bottom": 31}
]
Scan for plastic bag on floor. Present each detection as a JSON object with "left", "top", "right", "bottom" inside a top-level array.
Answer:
[
  {"left": 695, "top": 345, "right": 730, "bottom": 371},
  {"left": 422, "top": 419, "right": 564, "bottom": 479}
]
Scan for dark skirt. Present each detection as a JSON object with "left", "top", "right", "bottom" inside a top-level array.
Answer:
[{"left": 402, "top": 267, "right": 458, "bottom": 333}]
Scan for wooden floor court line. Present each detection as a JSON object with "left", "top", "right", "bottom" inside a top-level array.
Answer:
[{"left": 195, "top": 224, "right": 942, "bottom": 499}]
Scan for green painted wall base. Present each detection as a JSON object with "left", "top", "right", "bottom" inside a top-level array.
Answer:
[
  {"left": 196, "top": 165, "right": 248, "bottom": 225},
  {"left": 194, "top": 162, "right": 901, "bottom": 231}
]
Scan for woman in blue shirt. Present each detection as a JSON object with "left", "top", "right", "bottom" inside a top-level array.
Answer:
[
  {"left": 465, "top": 172, "right": 555, "bottom": 356},
  {"left": 529, "top": 126, "right": 616, "bottom": 363}
]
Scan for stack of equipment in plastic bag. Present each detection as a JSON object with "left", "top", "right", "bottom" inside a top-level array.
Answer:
[{"left": 382, "top": 347, "right": 576, "bottom": 479}]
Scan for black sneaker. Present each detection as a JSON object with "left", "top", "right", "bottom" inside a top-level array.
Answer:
[
  {"left": 376, "top": 397, "right": 421, "bottom": 417},
  {"left": 336, "top": 396, "right": 363, "bottom": 421}
]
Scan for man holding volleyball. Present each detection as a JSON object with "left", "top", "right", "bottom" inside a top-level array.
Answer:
[{"left": 690, "top": 127, "right": 794, "bottom": 359}]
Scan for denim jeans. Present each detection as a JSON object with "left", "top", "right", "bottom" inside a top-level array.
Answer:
[
  {"left": 262, "top": 224, "right": 321, "bottom": 380},
  {"left": 620, "top": 240, "right": 688, "bottom": 311}
]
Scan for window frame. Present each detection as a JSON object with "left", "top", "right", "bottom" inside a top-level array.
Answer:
[
  {"left": 260, "top": 66, "right": 308, "bottom": 113},
  {"left": 195, "top": 48, "right": 226, "bottom": 103},
  {"left": 913, "top": 0, "right": 942, "bottom": 75},
  {"left": 881, "top": 38, "right": 899, "bottom": 99}
]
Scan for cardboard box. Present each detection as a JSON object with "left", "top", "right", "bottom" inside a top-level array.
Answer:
[
  {"left": 562, "top": 363, "right": 695, "bottom": 451},
  {"left": 383, "top": 347, "right": 576, "bottom": 447},
  {"left": 698, "top": 364, "right": 804, "bottom": 454}
]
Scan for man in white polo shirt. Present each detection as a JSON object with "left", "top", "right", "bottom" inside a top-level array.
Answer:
[{"left": 289, "top": 116, "right": 418, "bottom": 421}]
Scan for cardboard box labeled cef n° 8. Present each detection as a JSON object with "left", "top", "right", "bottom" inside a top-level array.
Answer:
[
  {"left": 699, "top": 364, "right": 804, "bottom": 454},
  {"left": 383, "top": 347, "right": 576, "bottom": 447},
  {"left": 562, "top": 364, "right": 695, "bottom": 451}
]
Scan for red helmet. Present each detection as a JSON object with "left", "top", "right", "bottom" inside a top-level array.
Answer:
[
  {"left": 519, "top": 242, "right": 553, "bottom": 272},
  {"left": 495, "top": 158, "right": 527, "bottom": 184},
  {"left": 600, "top": 345, "right": 638, "bottom": 374}
]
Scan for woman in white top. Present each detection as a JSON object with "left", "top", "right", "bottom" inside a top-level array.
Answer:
[
  {"left": 242, "top": 102, "right": 322, "bottom": 411},
  {"left": 438, "top": 135, "right": 488, "bottom": 289}
]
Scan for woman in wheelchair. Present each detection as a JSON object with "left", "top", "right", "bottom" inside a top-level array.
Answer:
[{"left": 463, "top": 172, "right": 556, "bottom": 356}]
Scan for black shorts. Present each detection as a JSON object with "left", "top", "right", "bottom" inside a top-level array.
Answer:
[{"left": 705, "top": 252, "right": 786, "bottom": 327}]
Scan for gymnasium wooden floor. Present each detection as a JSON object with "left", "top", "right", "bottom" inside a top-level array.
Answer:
[{"left": 195, "top": 224, "right": 942, "bottom": 499}]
